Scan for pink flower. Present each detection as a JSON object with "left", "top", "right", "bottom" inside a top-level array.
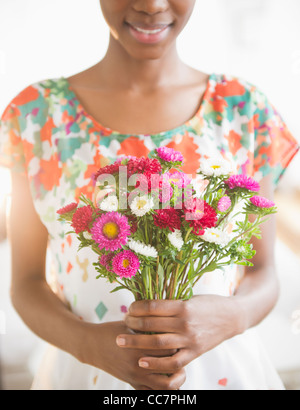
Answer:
[
  {"left": 158, "top": 181, "right": 173, "bottom": 203},
  {"left": 156, "top": 147, "right": 184, "bottom": 163},
  {"left": 217, "top": 196, "right": 231, "bottom": 212},
  {"left": 164, "top": 171, "right": 192, "bottom": 189},
  {"left": 250, "top": 196, "right": 275, "bottom": 209},
  {"left": 225, "top": 175, "right": 260, "bottom": 192},
  {"left": 91, "top": 212, "right": 131, "bottom": 251},
  {"left": 112, "top": 250, "right": 140, "bottom": 278},
  {"left": 57, "top": 202, "right": 78, "bottom": 215}
]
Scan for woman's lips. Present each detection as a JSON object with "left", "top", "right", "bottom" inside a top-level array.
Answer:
[{"left": 126, "top": 23, "right": 172, "bottom": 44}]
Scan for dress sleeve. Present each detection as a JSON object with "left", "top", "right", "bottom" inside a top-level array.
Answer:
[
  {"left": 0, "top": 102, "right": 27, "bottom": 175},
  {"left": 252, "top": 87, "right": 300, "bottom": 187}
]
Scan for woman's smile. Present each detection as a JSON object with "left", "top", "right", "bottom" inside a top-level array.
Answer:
[{"left": 125, "top": 22, "right": 172, "bottom": 44}]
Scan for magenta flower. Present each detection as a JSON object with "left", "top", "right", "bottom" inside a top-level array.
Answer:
[
  {"left": 156, "top": 147, "right": 184, "bottom": 163},
  {"left": 217, "top": 196, "right": 232, "bottom": 212},
  {"left": 250, "top": 196, "right": 275, "bottom": 209},
  {"left": 225, "top": 175, "right": 260, "bottom": 192},
  {"left": 91, "top": 212, "right": 131, "bottom": 251},
  {"left": 112, "top": 250, "right": 140, "bottom": 279},
  {"left": 164, "top": 171, "right": 192, "bottom": 188},
  {"left": 159, "top": 182, "right": 173, "bottom": 203}
]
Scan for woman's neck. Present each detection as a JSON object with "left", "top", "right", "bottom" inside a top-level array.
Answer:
[{"left": 96, "top": 35, "right": 188, "bottom": 92}]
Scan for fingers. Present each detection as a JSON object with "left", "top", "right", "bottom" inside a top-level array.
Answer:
[
  {"left": 129, "top": 300, "right": 185, "bottom": 318},
  {"left": 116, "top": 332, "right": 185, "bottom": 350},
  {"left": 146, "top": 368, "right": 186, "bottom": 390},
  {"left": 125, "top": 315, "right": 182, "bottom": 334},
  {"left": 138, "top": 350, "right": 192, "bottom": 374},
  {"left": 132, "top": 368, "right": 186, "bottom": 390}
]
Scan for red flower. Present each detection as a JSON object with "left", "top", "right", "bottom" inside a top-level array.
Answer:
[
  {"left": 71, "top": 205, "right": 94, "bottom": 234},
  {"left": 183, "top": 198, "right": 217, "bottom": 235},
  {"left": 153, "top": 208, "right": 182, "bottom": 232},
  {"left": 127, "top": 214, "right": 138, "bottom": 234},
  {"left": 93, "top": 163, "right": 121, "bottom": 183},
  {"left": 127, "top": 157, "right": 162, "bottom": 177},
  {"left": 57, "top": 202, "right": 78, "bottom": 215}
]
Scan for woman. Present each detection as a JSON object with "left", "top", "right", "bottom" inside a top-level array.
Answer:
[{"left": 0, "top": 0, "right": 299, "bottom": 390}]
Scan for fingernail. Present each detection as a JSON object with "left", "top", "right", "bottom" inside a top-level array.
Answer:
[
  {"left": 116, "top": 337, "right": 126, "bottom": 346},
  {"left": 139, "top": 360, "right": 149, "bottom": 368}
]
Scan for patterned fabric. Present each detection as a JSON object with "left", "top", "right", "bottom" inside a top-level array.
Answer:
[{"left": 0, "top": 74, "right": 299, "bottom": 390}]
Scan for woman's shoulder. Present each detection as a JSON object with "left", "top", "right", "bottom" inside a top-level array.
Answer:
[
  {"left": 211, "top": 73, "right": 266, "bottom": 100},
  {"left": 1, "top": 77, "right": 70, "bottom": 120}
]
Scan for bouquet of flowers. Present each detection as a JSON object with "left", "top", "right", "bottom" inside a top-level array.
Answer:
[{"left": 57, "top": 148, "right": 277, "bottom": 301}]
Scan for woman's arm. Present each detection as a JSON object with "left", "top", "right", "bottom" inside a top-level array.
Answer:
[
  {"left": 117, "top": 175, "right": 279, "bottom": 373},
  {"left": 9, "top": 172, "right": 184, "bottom": 390}
]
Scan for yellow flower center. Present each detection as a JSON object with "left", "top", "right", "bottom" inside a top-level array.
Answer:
[
  {"left": 122, "top": 259, "right": 130, "bottom": 268},
  {"left": 211, "top": 165, "right": 221, "bottom": 169},
  {"left": 210, "top": 232, "right": 220, "bottom": 238},
  {"left": 136, "top": 199, "right": 147, "bottom": 209},
  {"left": 102, "top": 222, "right": 119, "bottom": 239}
]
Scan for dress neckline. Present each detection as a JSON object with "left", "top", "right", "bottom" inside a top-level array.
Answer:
[{"left": 60, "top": 73, "right": 214, "bottom": 138}]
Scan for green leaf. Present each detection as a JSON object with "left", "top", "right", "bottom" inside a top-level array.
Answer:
[{"left": 110, "top": 285, "right": 126, "bottom": 293}]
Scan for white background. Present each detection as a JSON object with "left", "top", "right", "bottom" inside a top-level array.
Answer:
[{"left": 0, "top": 0, "right": 299, "bottom": 389}]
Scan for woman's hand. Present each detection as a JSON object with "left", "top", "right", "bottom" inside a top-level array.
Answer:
[
  {"left": 80, "top": 320, "right": 186, "bottom": 390},
  {"left": 117, "top": 296, "right": 243, "bottom": 375}
]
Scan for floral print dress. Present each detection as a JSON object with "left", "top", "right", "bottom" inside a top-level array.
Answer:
[{"left": 0, "top": 73, "right": 299, "bottom": 390}]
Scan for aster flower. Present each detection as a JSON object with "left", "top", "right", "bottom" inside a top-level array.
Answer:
[
  {"left": 57, "top": 202, "right": 78, "bottom": 215},
  {"left": 127, "top": 157, "right": 162, "bottom": 177},
  {"left": 91, "top": 212, "right": 131, "bottom": 251},
  {"left": 217, "top": 196, "right": 232, "bottom": 213},
  {"left": 225, "top": 175, "right": 260, "bottom": 192},
  {"left": 230, "top": 240, "right": 255, "bottom": 260},
  {"left": 112, "top": 250, "right": 140, "bottom": 278},
  {"left": 129, "top": 195, "right": 154, "bottom": 217},
  {"left": 200, "top": 228, "right": 231, "bottom": 246},
  {"left": 158, "top": 182, "right": 173, "bottom": 204},
  {"left": 127, "top": 239, "right": 158, "bottom": 258},
  {"left": 99, "top": 253, "right": 114, "bottom": 272},
  {"left": 164, "top": 171, "right": 192, "bottom": 189},
  {"left": 168, "top": 229, "right": 184, "bottom": 251},
  {"left": 183, "top": 198, "right": 217, "bottom": 235},
  {"left": 93, "top": 162, "right": 122, "bottom": 184},
  {"left": 71, "top": 205, "right": 94, "bottom": 234},
  {"left": 153, "top": 208, "right": 182, "bottom": 232},
  {"left": 99, "top": 195, "right": 119, "bottom": 212},
  {"left": 156, "top": 147, "right": 184, "bottom": 164},
  {"left": 199, "top": 158, "right": 232, "bottom": 177},
  {"left": 250, "top": 196, "right": 276, "bottom": 209}
]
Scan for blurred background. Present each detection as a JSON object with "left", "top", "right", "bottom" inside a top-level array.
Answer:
[{"left": 0, "top": 0, "right": 299, "bottom": 390}]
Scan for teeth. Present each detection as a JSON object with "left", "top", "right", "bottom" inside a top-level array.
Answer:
[{"left": 134, "top": 26, "right": 165, "bottom": 35}]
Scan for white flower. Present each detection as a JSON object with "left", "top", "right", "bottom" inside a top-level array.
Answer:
[
  {"left": 83, "top": 231, "right": 93, "bottom": 240},
  {"left": 129, "top": 195, "right": 154, "bottom": 217},
  {"left": 127, "top": 239, "right": 158, "bottom": 258},
  {"left": 100, "top": 195, "right": 119, "bottom": 212},
  {"left": 199, "top": 158, "right": 232, "bottom": 177},
  {"left": 168, "top": 229, "right": 184, "bottom": 251},
  {"left": 200, "top": 228, "right": 231, "bottom": 246}
]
